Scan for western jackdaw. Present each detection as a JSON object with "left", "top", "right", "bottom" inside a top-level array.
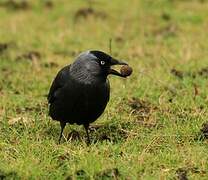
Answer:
[{"left": 48, "top": 50, "right": 128, "bottom": 144}]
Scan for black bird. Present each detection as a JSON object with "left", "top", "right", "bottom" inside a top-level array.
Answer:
[{"left": 48, "top": 50, "right": 128, "bottom": 143}]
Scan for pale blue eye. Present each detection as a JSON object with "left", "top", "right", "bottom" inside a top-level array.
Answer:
[{"left": 100, "top": 61, "right": 105, "bottom": 65}]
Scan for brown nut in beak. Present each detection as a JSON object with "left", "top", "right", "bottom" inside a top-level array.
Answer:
[
  {"left": 108, "top": 58, "right": 128, "bottom": 77},
  {"left": 120, "top": 65, "right": 133, "bottom": 77}
]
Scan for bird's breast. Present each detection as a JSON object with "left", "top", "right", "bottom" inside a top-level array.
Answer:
[
  {"left": 67, "top": 80, "right": 110, "bottom": 124},
  {"left": 82, "top": 82, "right": 110, "bottom": 114},
  {"left": 49, "top": 75, "right": 110, "bottom": 125}
]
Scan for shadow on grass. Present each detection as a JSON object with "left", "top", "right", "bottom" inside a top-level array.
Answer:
[
  {"left": 43, "top": 121, "right": 133, "bottom": 144},
  {"left": 65, "top": 168, "right": 120, "bottom": 180},
  {"left": 0, "top": 169, "right": 20, "bottom": 180}
]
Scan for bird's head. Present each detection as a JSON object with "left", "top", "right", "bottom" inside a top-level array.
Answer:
[{"left": 70, "top": 50, "right": 128, "bottom": 83}]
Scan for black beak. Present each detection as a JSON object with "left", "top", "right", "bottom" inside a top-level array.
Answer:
[
  {"left": 108, "top": 58, "right": 128, "bottom": 77},
  {"left": 110, "top": 58, "right": 128, "bottom": 66}
]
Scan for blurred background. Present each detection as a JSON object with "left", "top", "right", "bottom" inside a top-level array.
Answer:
[{"left": 0, "top": 0, "right": 208, "bottom": 179}]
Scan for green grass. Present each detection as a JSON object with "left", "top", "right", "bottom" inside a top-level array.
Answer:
[{"left": 0, "top": 0, "right": 208, "bottom": 179}]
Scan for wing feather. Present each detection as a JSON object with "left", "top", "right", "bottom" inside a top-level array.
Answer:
[{"left": 47, "top": 65, "right": 71, "bottom": 103}]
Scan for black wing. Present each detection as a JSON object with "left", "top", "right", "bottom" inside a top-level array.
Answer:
[{"left": 47, "top": 65, "right": 71, "bottom": 103}]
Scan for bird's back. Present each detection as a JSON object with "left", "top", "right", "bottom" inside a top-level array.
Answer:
[{"left": 48, "top": 65, "right": 110, "bottom": 125}]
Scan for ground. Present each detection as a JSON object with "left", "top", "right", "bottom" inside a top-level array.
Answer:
[{"left": 0, "top": 0, "right": 208, "bottom": 179}]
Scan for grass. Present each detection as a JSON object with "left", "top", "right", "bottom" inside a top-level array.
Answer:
[{"left": 0, "top": 0, "right": 208, "bottom": 179}]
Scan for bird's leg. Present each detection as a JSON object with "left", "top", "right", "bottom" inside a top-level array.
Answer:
[
  {"left": 58, "top": 121, "right": 66, "bottom": 144},
  {"left": 84, "top": 123, "right": 90, "bottom": 145}
]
